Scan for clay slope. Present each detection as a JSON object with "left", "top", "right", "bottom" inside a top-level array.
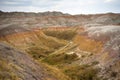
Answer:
[{"left": 0, "top": 42, "right": 57, "bottom": 80}]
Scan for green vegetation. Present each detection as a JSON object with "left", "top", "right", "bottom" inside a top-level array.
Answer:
[
  {"left": 27, "top": 28, "right": 78, "bottom": 59},
  {"left": 42, "top": 46, "right": 100, "bottom": 80},
  {"left": 40, "top": 62, "right": 71, "bottom": 80},
  {"left": 43, "top": 53, "right": 78, "bottom": 65},
  {"left": 43, "top": 28, "right": 77, "bottom": 40},
  {"left": 1, "top": 25, "right": 118, "bottom": 80},
  {"left": 23, "top": 28, "right": 101, "bottom": 80},
  {"left": 26, "top": 28, "right": 100, "bottom": 80},
  {"left": 27, "top": 44, "right": 55, "bottom": 59},
  {"left": 26, "top": 32, "right": 67, "bottom": 59},
  {"left": 63, "top": 65, "right": 100, "bottom": 80},
  {"left": 43, "top": 54, "right": 100, "bottom": 80},
  {"left": 92, "top": 61, "right": 99, "bottom": 65}
]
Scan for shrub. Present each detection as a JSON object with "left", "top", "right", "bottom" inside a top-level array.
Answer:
[
  {"left": 92, "top": 61, "right": 99, "bottom": 65},
  {"left": 111, "top": 71, "right": 117, "bottom": 77}
]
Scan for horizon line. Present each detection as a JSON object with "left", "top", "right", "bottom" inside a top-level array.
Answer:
[{"left": 0, "top": 10, "right": 120, "bottom": 15}]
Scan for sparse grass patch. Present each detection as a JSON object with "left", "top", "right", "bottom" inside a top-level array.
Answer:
[
  {"left": 27, "top": 45, "right": 54, "bottom": 59},
  {"left": 43, "top": 53, "right": 78, "bottom": 65},
  {"left": 26, "top": 32, "right": 68, "bottom": 59},
  {"left": 40, "top": 62, "right": 71, "bottom": 80},
  {"left": 92, "top": 61, "right": 99, "bottom": 65},
  {"left": 62, "top": 64, "right": 100, "bottom": 80}
]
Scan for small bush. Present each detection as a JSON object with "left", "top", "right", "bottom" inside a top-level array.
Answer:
[
  {"left": 111, "top": 72, "right": 117, "bottom": 77},
  {"left": 92, "top": 61, "right": 99, "bottom": 65}
]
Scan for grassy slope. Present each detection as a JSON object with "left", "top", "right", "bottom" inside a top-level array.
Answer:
[
  {"left": 41, "top": 28, "right": 101, "bottom": 80},
  {"left": 0, "top": 27, "right": 101, "bottom": 80},
  {"left": 26, "top": 30, "right": 68, "bottom": 59}
]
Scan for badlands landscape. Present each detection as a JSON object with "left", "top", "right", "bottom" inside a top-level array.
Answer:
[{"left": 0, "top": 11, "right": 120, "bottom": 80}]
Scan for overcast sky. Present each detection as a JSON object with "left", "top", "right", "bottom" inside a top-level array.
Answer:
[{"left": 0, "top": 0, "right": 120, "bottom": 14}]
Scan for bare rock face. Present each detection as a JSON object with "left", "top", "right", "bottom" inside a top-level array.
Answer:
[{"left": 0, "top": 42, "right": 57, "bottom": 80}]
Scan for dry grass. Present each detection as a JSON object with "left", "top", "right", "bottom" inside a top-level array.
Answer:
[
  {"left": 0, "top": 59, "right": 19, "bottom": 80},
  {"left": 43, "top": 28, "right": 77, "bottom": 40},
  {"left": 43, "top": 53, "right": 78, "bottom": 65},
  {"left": 62, "top": 64, "right": 100, "bottom": 80},
  {"left": 40, "top": 62, "right": 71, "bottom": 80}
]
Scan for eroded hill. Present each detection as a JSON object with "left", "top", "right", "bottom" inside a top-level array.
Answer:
[
  {"left": 0, "top": 42, "right": 61, "bottom": 80},
  {"left": 0, "top": 11, "right": 120, "bottom": 29},
  {"left": 0, "top": 11, "right": 120, "bottom": 80}
]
